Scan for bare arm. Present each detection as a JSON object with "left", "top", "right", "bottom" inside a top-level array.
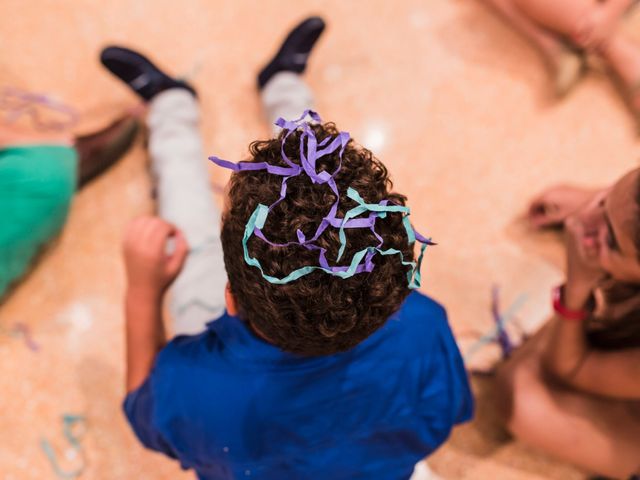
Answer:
[
  {"left": 569, "top": 346, "right": 640, "bottom": 398},
  {"left": 543, "top": 214, "right": 640, "bottom": 399},
  {"left": 122, "top": 216, "right": 188, "bottom": 393},
  {"left": 544, "top": 282, "right": 640, "bottom": 399},
  {"left": 125, "top": 288, "right": 167, "bottom": 392}
]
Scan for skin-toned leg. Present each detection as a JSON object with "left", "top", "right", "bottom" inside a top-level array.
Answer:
[
  {"left": 495, "top": 326, "right": 640, "bottom": 478},
  {"left": 513, "top": 0, "right": 635, "bottom": 49},
  {"left": 483, "top": 0, "right": 565, "bottom": 61},
  {"left": 512, "top": 0, "right": 593, "bottom": 38},
  {"left": 600, "top": 33, "right": 640, "bottom": 111},
  {"left": 483, "top": 0, "right": 639, "bottom": 97},
  {"left": 481, "top": 0, "right": 586, "bottom": 96},
  {"left": 527, "top": 185, "right": 602, "bottom": 229}
]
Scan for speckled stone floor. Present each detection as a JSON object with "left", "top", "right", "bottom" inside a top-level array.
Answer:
[{"left": 2, "top": 1, "right": 639, "bottom": 478}]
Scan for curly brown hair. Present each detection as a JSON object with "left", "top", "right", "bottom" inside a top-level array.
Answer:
[{"left": 220, "top": 122, "right": 415, "bottom": 356}]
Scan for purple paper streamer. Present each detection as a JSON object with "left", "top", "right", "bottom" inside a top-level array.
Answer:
[
  {"left": 209, "top": 110, "right": 433, "bottom": 284},
  {"left": 491, "top": 286, "right": 515, "bottom": 358},
  {"left": 0, "top": 87, "right": 79, "bottom": 132},
  {"left": 13, "top": 322, "right": 40, "bottom": 352}
]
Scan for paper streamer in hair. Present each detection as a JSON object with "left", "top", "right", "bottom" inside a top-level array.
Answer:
[{"left": 209, "top": 110, "right": 434, "bottom": 288}]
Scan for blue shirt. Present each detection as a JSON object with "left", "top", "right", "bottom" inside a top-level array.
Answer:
[{"left": 124, "top": 291, "right": 473, "bottom": 480}]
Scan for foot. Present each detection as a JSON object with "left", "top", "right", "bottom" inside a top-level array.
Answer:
[
  {"left": 75, "top": 115, "right": 140, "bottom": 187},
  {"left": 100, "top": 46, "right": 196, "bottom": 101},
  {"left": 257, "top": 16, "right": 326, "bottom": 89},
  {"left": 528, "top": 185, "right": 600, "bottom": 229}
]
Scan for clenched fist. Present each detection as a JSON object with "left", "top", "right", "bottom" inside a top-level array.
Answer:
[{"left": 123, "top": 216, "right": 189, "bottom": 297}]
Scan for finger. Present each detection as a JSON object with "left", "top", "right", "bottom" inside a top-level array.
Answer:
[
  {"left": 598, "top": 242, "right": 614, "bottom": 272},
  {"left": 528, "top": 200, "right": 553, "bottom": 226},
  {"left": 528, "top": 196, "right": 545, "bottom": 213},
  {"left": 564, "top": 215, "right": 581, "bottom": 233},
  {"left": 530, "top": 210, "right": 565, "bottom": 229},
  {"left": 142, "top": 216, "right": 164, "bottom": 239},
  {"left": 165, "top": 230, "right": 189, "bottom": 277},
  {"left": 151, "top": 218, "right": 177, "bottom": 238},
  {"left": 146, "top": 218, "right": 176, "bottom": 252},
  {"left": 130, "top": 216, "right": 154, "bottom": 245},
  {"left": 582, "top": 241, "right": 599, "bottom": 261}
]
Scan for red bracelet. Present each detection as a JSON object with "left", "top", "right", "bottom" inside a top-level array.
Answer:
[{"left": 552, "top": 285, "right": 590, "bottom": 322}]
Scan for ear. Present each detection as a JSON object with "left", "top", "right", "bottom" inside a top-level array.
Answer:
[{"left": 225, "top": 282, "right": 238, "bottom": 316}]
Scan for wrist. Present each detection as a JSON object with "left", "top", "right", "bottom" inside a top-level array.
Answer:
[
  {"left": 553, "top": 284, "right": 593, "bottom": 321},
  {"left": 563, "top": 279, "right": 594, "bottom": 310},
  {"left": 126, "top": 284, "right": 163, "bottom": 305}
]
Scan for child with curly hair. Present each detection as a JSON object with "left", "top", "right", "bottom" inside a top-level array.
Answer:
[{"left": 104, "top": 17, "right": 473, "bottom": 480}]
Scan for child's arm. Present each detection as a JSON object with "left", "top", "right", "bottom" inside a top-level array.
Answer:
[
  {"left": 542, "top": 215, "right": 640, "bottom": 399},
  {"left": 123, "top": 216, "right": 188, "bottom": 393},
  {"left": 544, "top": 284, "right": 640, "bottom": 399}
]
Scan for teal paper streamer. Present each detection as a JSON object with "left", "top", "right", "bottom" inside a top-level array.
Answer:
[
  {"left": 243, "top": 197, "right": 428, "bottom": 289},
  {"left": 40, "top": 414, "right": 87, "bottom": 479},
  {"left": 212, "top": 110, "right": 433, "bottom": 288}
]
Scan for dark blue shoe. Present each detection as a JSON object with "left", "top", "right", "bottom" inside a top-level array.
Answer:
[
  {"left": 257, "top": 16, "right": 326, "bottom": 89},
  {"left": 100, "top": 46, "right": 196, "bottom": 101}
]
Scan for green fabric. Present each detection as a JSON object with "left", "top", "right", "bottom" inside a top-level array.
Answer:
[{"left": 0, "top": 145, "right": 77, "bottom": 299}]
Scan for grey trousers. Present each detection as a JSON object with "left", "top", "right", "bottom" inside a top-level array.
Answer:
[{"left": 147, "top": 72, "right": 314, "bottom": 335}]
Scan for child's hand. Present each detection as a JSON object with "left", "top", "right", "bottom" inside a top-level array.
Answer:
[
  {"left": 573, "top": 7, "right": 618, "bottom": 52},
  {"left": 123, "top": 216, "right": 189, "bottom": 298},
  {"left": 563, "top": 214, "right": 605, "bottom": 308},
  {"left": 528, "top": 185, "right": 598, "bottom": 229}
]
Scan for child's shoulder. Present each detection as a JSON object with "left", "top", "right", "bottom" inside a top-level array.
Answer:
[
  {"left": 395, "top": 291, "right": 449, "bottom": 331},
  {"left": 374, "top": 291, "right": 452, "bottom": 352},
  {"left": 154, "top": 329, "right": 215, "bottom": 370},
  {"left": 401, "top": 290, "right": 447, "bottom": 316}
]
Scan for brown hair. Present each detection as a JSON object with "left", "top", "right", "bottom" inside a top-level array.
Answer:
[
  {"left": 220, "top": 122, "right": 414, "bottom": 356},
  {"left": 587, "top": 177, "right": 640, "bottom": 350}
]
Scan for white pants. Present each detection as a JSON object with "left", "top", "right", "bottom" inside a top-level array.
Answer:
[{"left": 147, "top": 72, "right": 314, "bottom": 335}]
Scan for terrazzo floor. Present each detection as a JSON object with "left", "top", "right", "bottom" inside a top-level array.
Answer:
[{"left": 2, "top": 0, "right": 640, "bottom": 478}]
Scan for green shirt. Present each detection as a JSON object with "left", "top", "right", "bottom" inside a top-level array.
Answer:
[{"left": 0, "top": 144, "right": 77, "bottom": 299}]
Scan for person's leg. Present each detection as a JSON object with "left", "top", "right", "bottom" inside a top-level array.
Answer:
[
  {"left": 0, "top": 115, "right": 138, "bottom": 301},
  {"left": 257, "top": 17, "right": 325, "bottom": 133},
  {"left": 600, "top": 34, "right": 640, "bottom": 116},
  {"left": 146, "top": 89, "right": 227, "bottom": 335},
  {"left": 261, "top": 72, "right": 316, "bottom": 133},
  {"left": 495, "top": 326, "right": 640, "bottom": 477},
  {"left": 75, "top": 115, "right": 139, "bottom": 188},
  {"left": 513, "top": 0, "right": 635, "bottom": 49},
  {"left": 100, "top": 46, "right": 227, "bottom": 335},
  {"left": 481, "top": 0, "right": 586, "bottom": 96},
  {"left": 512, "top": 0, "right": 594, "bottom": 38},
  {"left": 484, "top": 0, "right": 567, "bottom": 60}
]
